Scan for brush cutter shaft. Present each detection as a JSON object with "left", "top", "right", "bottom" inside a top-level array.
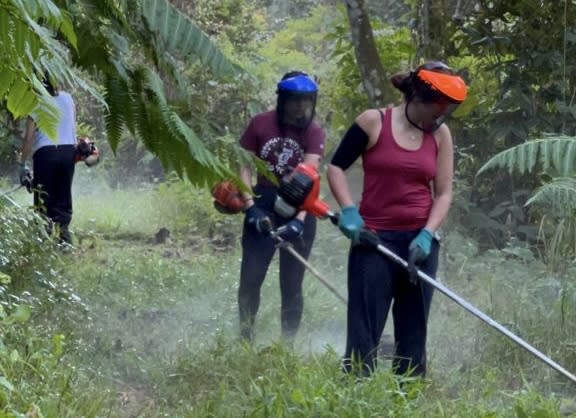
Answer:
[
  {"left": 373, "top": 240, "right": 576, "bottom": 385},
  {"left": 271, "top": 167, "right": 576, "bottom": 383},
  {"left": 0, "top": 185, "right": 23, "bottom": 209},
  {"left": 262, "top": 218, "right": 347, "bottom": 304},
  {"left": 276, "top": 241, "right": 347, "bottom": 304},
  {"left": 1, "top": 184, "right": 23, "bottom": 197}
]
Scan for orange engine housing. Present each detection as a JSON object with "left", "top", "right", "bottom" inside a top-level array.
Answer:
[{"left": 211, "top": 181, "right": 245, "bottom": 215}]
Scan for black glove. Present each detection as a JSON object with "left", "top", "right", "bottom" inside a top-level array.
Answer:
[
  {"left": 276, "top": 218, "right": 304, "bottom": 241},
  {"left": 245, "top": 205, "right": 272, "bottom": 235}
]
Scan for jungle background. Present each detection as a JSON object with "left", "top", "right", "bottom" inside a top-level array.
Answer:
[{"left": 2, "top": 0, "right": 576, "bottom": 416}]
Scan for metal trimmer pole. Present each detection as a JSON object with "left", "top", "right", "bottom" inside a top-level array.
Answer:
[
  {"left": 381, "top": 237, "right": 576, "bottom": 383},
  {"left": 0, "top": 185, "right": 23, "bottom": 209},
  {"left": 325, "top": 212, "right": 576, "bottom": 384},
  {"left": 275, "top": 240, "right": 347, "bottom": 304},
  {"left": 265, "top": 220, "right": 347, "bottom": 304}
]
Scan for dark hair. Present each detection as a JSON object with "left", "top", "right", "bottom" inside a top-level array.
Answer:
[
  {"left": 280, "top": 70, "right": 309, "bottom": 81},
  {"left": 42, "top": 71, "right": 57, "bottom": 96},
  {"left": 390, "top": 71, "right": 413, "bottom": 99}
]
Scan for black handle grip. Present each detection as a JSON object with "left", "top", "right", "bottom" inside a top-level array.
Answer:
[
  {"left": 358, "top": 229, "right": 380, "bottom": 248},
  {"left": 328, "top": 212, "right": 339, "bottom": 226}
]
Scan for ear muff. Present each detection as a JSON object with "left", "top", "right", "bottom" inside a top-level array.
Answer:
[{"left": 211, "top": 181, "right": 245, "bottom": 215}]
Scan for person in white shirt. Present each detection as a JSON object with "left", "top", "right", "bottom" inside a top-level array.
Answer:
[{"left": 20, "top": 73, "right": 77, "bottom": 245}]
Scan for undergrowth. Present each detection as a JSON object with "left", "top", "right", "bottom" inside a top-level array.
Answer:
[{"left": 0, "top": 180, "right": 575, "bottom": 417}]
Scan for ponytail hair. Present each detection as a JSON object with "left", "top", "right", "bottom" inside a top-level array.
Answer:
[{"left": 42, "top": 71, "right": 57, "bottom": 96}]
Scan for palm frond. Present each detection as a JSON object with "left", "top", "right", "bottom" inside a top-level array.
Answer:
[{"left": 477, "top": 136, "right": 576, "bottom": 177}]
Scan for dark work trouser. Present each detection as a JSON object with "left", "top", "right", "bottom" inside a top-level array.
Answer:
[
  {"left": 33, "top": 145, "right": 76, "bottom": 243},
  {"left": 238, "top": 187, "right": 316, "bottom": 342},
  {"left": 343, "top": 229, "right": 439, "bottom": 377}
]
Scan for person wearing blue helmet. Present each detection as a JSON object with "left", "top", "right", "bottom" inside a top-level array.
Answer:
[{"left": 236, "top": 71, "right": 326, "bottom": 344}]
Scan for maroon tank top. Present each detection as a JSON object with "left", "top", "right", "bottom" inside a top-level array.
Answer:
[{"left": 359, "top": 108, "right": 438, "bottom": 230}]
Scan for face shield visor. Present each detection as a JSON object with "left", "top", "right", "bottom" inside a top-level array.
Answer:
[
  {"left": 276, "top": 75, "right": 318, "bottom": 129},
  {"left": 406, "top": 62, "right": 468, "bottom": 133}
]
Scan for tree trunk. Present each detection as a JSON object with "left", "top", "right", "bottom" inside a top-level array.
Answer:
[
  {"left": 416, "top": 0, "right": 448, "bottom": 60},
  {"left": 343, "top": 0, "right": 392, "bottom": 107}
]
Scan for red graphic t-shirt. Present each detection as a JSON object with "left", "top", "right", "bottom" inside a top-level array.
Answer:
[{"left": 240, "top": 110, "right": 325, "bottom": 186}]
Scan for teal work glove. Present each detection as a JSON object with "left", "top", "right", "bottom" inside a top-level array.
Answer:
[
  {"left": 338, "top": 205, "right": 364, "bottom": 242},
  {"left": 407, "top": 228, "right": 434, "bottom": 284}
]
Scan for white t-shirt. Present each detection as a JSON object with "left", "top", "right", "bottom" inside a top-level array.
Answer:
[{"left": 33, "top": 91, "right": 76, "bottom": 153}]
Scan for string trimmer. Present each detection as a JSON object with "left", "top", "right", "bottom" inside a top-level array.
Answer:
[{"left": 273, "top": 163, "right": 576, "bottom": 385}]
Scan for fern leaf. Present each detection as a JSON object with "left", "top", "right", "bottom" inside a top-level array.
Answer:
[
  {"left": 525, "top": 177, "right": 576, "bottom": 215},
  {"left": 140, "top": 0, "right": 241, "bottom": 78},
  {"left": 477, "top": 136, "right": 576, "bottom": 177},
  {"left": 104, "top": 75, "right": 128, "bottom": 152}
]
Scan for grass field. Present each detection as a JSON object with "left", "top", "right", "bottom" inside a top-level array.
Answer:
[{"left": 1, "top": 175, "right": 575, "bottom": 417}]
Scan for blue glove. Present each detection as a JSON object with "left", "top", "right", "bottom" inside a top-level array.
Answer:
[
  {"left": 407, "top": 229, "right": 434, "bottom": 284},
  {"left": 276, "top": 218, "right": 304, "bottom": 241},
  {"left": 338, "top": 205, "right": 364, "bottom": 242},
  {"left": 245, "top": 205, "right": 272, "bottom": 235}
]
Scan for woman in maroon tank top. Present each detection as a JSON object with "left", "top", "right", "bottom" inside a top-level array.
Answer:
[{"left": 327, "top": 61, "right": 468, "bottom": 378}]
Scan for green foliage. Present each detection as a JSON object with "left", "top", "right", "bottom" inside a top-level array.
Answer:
[
  {"left": 0, "top": 200, "right": 106, "bottom": 416},
  {"left": 478, "top": 136, "right": 576, "bottom": 178},
  {"left": 141, "top": 0, "right": 241, "bottom": 76},
  {"left": 477, "top": 135, "right": 576, "bottom": 268},
  {"left": 0, "top": 0, "right": 94, "bottom": 139},
  {"left": 0, "top": 315, "right": 110, "bottom": 416},
  {"left": 0, "top": 184, "right": 573, "bottom": 416},
  {"left": 527, "top": 177, "right": 576, "bottom": 214},
  {"left": 0, "top": 205, "right": 54, "bottom": 286},
  {"left": 1, "top": 0, "right": 247, "bottom": 186},
  {"left": 458, "top": 0, "right": 576, "bottom": 139},
  {"left": 324, "top": 7, "right": 415, "bottom": 135}
]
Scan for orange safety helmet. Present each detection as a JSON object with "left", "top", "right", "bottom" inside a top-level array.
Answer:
[
  {"left": 211, "top": 181, "right": 245, "bottom": 215},
  {"left": 401, "top": 61, "right": 468, "bottom": 132},
  {"left": 413, "top": 61, "right": 468, "bottom": 104}
]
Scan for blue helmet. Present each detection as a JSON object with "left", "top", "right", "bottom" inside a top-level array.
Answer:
[
  {"left": 277, "top": 75, "right": 318, "bottom": 94},
  {"left": 276, "top": 71, "right": 317, "bottom": 129}
]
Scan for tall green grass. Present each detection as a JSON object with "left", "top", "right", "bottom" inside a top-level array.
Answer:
[{"left": 1, "top": 178, "right": 575, "bottom": 416}]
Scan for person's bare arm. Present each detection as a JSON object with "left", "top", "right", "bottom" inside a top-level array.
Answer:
[
  {"left": 239, "top": 162, "right": 255, "bottom": 210},
  {"left": 20, "top": 118, "right": 36, "bottom": 163},
  {"left": 425, "top": 125, "right": 454, "bottom": 232}
]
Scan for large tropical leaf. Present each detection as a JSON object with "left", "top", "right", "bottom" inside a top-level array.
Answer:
[{"left": 477, "top": 136, "right": 576, "bottom": 177}]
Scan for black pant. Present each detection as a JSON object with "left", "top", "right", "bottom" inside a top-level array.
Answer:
[
  {"left": 343, "top": 229, "right": 439, "bottom": 377},
  {"left": 238, "top": 186, "right": 316, "bottom": 342},
  {"left": 33, "top": 145, "right": 76, "bottom": 243}
]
